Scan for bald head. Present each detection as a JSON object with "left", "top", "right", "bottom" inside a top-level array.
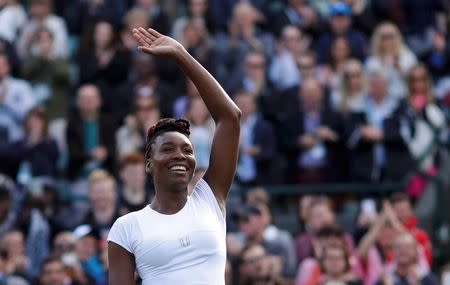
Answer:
[
  {"left": 77, "top": 84, "right": 102, "bottom": 118},
  {"left": 300, "top": 78, "right": 324, "bottom": 111}
]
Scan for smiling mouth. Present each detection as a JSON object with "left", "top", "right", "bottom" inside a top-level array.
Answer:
[{"left": 169, "top": 165, "right": 188, "bottom": 173}]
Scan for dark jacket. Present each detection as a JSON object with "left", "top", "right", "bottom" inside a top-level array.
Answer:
[
  {"left": 67, "top": 112, "right": 116, "bottom": 180},
  {"left": 251, "top": 117, "right": 278, "bottom": 185},
  {"left": 344, "top": 102, "right": 413, "bottom": 182},
  {"left": 280, "top": 108, "right": 344, "bottom": 183}
]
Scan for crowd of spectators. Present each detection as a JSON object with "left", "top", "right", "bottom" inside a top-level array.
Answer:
[{"left": 0, "top": 0, "right": 450, "bottom": 284}]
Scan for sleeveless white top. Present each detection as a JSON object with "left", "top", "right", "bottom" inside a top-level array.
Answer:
[{"left": 107, "top": 179, "right": 226, "bottom": 285}]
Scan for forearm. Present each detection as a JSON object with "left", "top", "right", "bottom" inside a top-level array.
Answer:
[{"left": 173, "top": 47, "right": 240, "bottom": 122}]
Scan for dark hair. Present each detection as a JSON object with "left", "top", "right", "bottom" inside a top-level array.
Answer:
[
  {"left": 145, "top": 118, "right": 191, "bottom": 160},
  {"left": 40, "top": 256, "right": 63, "bottom": 274},
  {"left": 390, "top": 192, "right": 410, "bottom": 205},
  {"left": 316, "top": 224, "right": 344, "bottom": 239}
]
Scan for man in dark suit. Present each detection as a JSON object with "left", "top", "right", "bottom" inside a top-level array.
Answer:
[
  {"left": 67, "top": 84, "right": 116, "bottom": 180},
  {"left": 280, "top": 78, "right": 343, "bottom": 184},
  {"left": 234, "top": 92, "right": 277, "bottom": 186},
  {"left": 344, "top": 70, "right": 413, "bottom": 182}
]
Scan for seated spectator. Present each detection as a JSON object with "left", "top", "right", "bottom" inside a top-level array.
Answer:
[
  {"left": 0, "top": 246, "right": 29, "bottom": 285},
  {"left": 357, "top": 200, "right": 430, "bottom": 285},
  {"left": 296, "top": 197, "right": 355, "bottom": 263},
  {"left": 116, "top": 95, "right": 160, "bottom": 158},
  {"left": 52, "top": 231, "right": 76, "bottom": 259},
  {"left": 17, "top": 0, "right": 69, "bottom": 60},
  {"left": 180, "top": 19, "right": 217, "bottom": 76},
  {"left": 215, "top": 3, "right": 274, "bottom": 78},
  {"left": 0, "top": 230, "right": 30, "bottom": 279},
  {"left": 172, "top": 0, "right": 212, "bottom": 42},
  {"left": 39, "top": 257, "right": 74, "bottom": 285},
  {"left": 0, "top": 0, "right": 26, "bottom": 44},
  {"left": 400, "top": 64, "right": 446, "bottom": 197},
  {"left": 234, "top": 92, "right": 277, "bottom": 186},
  {"left": 0, "top": 53, "right": 35, "bottom": 122},
  {"left": 389, "top": 193, "right": 433, "bottom": 266},
  {"left": 67, "top": 85, "right": 116, "bottom": 181},
  {"left": 118, "top": 152, "right": 151, "bottom": 215},
  {"left": 345, "top": 70, "right": 412, "bottom": 182},
  {"left": 121, "top": 8, "right": 150, "bottom": 54},
  {"left": 375, "top": 233, "right": 437, "bottom": 285},
  {"left": 237, "top": 244, "right": 284, "bottom": 285},
  {"left": 319, "top": 36, "right": 353, "bottom": 92},
  {"left": 278, "top": 50, "right": 321, "bottom": 119},
  {"left": 73, "top": 224, "right": 107, "bottom": 285},
  {"left": 76, "top": 20, "right": 131, "bottom": 119},
  {"left": 115, "top": 53, "right": 172, "bottom": 119},
  {"left": 64, "top": 0, "right": 130, "bottom": 36},
  {"left": 227, "top": 51, "right": 278, "bottom": 122},
  {"left": 420, "top": 30, "right": 450, "bottom": 81},
  {"left": 296, "top": 225, "right": 360, "bottom": 285},
  {"left": 280, "top": 78, "right": 342, "bottom": 183},
  {"left": 331, "top": 59, "right": 367, "bottom": 114},
  {"left": 319, "top": 244, "right": 363, "bottom": 285},
  {"left": 270, "top": 0, "right": 320, "bottom": 37},
  {"left": 315, "top": 2, "right": 368, "bottom": 63},
  {"left": 269, "top": 25, "right": 303, "bottom": 91},
  {"left": 82, "top": 170, "right": 119, "bottom": 239},
  {"left": 7, "top": 107, "right": 59, "bottom": 180},
  {"left": 365, "top": 22, "right": 417, "bottom": 99},
  {"left": 20, "top": 27, "right": 70, "bottom": 120},
  {"left": 14, "top": 192, "right": 51, "bottom": 278},
  {"left": 185, "top": 97, "right": 214, "bottom": 170},
  {"left": 230, "top": 204, "right": 286, "bottom": 271}
]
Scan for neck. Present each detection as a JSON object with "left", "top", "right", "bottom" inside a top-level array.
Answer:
[
  {"left": 249, "top": 228, "right": 265, "bottom": 244},
  {"left": 396, "top": 263, "right": 413, "bottom": 277},
  {"left": 82, "top": 111, "right": 98, "bottom": 121},
  {"left": 93, "top": 206, "right": 115, "bottom": 224},
  {"left": 122, "top": 186, "right": 146, "bottom": 204},
  {"left": 151, "top": 189, "right": 188, "bottom": 214}
]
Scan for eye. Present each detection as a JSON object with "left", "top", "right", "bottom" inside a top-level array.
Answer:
[
  {"left": 184, "top": 147, "right": 194, "bottom": 154},
  {"left": 161, "top": 146, "right": 174, "bottom": 153}
]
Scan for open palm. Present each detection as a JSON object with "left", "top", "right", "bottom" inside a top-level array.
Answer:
[{"left": 132, "top": 28, "right": 183, "bottom": 57}]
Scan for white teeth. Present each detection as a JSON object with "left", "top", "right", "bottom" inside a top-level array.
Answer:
[{"left": 170, "top": 165, "right": 187, "bottom": 171}]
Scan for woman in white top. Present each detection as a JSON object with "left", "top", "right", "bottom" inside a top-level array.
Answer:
[
  {"left": 365, "top": 22, "right": 417, "bottom": 99},
  {"left": 107, "top": 28, "right": 241, "bottom": 285}
]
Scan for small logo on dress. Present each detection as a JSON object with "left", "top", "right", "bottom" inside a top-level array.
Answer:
[{"left": 179, "top": 235, "right": 190, "bottom": 247}]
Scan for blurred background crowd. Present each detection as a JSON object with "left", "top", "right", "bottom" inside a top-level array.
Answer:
[{"left": 0, "top": 0, "right": 450, "bottom": 284}]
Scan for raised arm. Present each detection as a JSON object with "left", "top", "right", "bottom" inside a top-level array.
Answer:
[{"left": 132, "top": 28, "right": 241, "bottom": 207}]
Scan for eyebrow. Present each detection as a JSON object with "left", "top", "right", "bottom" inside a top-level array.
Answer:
[{"left": 160, "top": 142, "right": 192, "bottom": 148}]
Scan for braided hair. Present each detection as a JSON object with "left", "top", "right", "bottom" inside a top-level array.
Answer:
[{"left": 145, "top": 118, "right": 191, "bottom": 160}]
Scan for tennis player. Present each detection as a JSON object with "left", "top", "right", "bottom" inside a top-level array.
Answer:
[{"left": 107, "top": 27, "right": 241, "bottom": 285}]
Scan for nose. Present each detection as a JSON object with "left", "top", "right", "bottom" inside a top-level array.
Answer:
[{"left": 172, "top": 147, "right": 186, "bottom": 160}]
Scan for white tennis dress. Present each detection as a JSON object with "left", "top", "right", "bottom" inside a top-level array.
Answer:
[{"left": 107, "top": 179, "right": 226, "bottom": 285}]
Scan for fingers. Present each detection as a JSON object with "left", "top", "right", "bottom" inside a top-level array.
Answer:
[
  {"left": 147, "top": 28, "right": 162, "bottom": 38},
  {"left": 132, "top": 32, "right": 148, "bottom": 47},
  {"left": 139, "top": 27, "right": 157, "bottom": 41}
]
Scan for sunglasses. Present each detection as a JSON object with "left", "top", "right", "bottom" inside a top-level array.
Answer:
[
  {"left": 380, "top": 32, "right": 396, "bottom": 40},
  {"left": 136, "top": 104, "right": 156, "bottom": 112}
]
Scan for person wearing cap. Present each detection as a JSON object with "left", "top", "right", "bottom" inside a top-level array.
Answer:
[
  {"left": 315, "top": 2, "right": 368, "bottom": 64},
  {"left": 73, "top": 224, "right": 107, "bottom": 285}
]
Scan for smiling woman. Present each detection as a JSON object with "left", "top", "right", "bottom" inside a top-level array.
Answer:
[{"left": 107, "top": 28, "right": 241, "bottom": 285}]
